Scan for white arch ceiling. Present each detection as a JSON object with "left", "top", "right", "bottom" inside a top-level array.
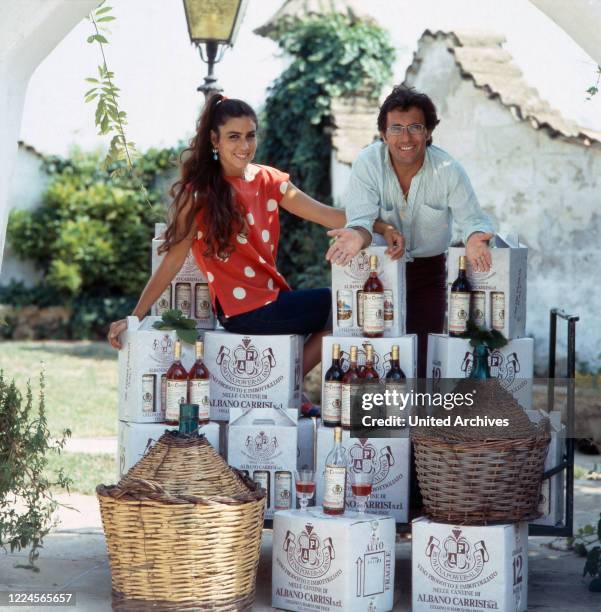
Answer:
[{"left": 0, "top": 0, "right": 97, "bottom": 273}]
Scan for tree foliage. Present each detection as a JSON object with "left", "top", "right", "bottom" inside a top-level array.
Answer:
[{"left": 256, "top": 14, "right": 394, "bottom": 288}]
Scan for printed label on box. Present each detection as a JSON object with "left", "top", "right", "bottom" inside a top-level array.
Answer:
[
  {"left": 273, "top": 509, "right": 395, "bottom": 612},
  {"left": 206, "top": 331, "right": 302, "bottom": 420},
  {"left": 412, "top": 517, "right": 528, "bottom": 612}
]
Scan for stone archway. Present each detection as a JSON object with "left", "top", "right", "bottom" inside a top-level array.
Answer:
[{"left": 0, "top": 0, "right": 98, "bottom": 273}]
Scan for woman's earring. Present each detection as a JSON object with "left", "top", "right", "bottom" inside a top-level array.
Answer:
[{"left": 212, "top": 148, "right": 219, "bottom": 161}]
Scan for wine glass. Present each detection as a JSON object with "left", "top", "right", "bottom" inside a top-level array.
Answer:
[
  {"left": 351, "top": 470, "right": 374, "bottom": 514},
  {"left": 295, "top": 469, "right": 316, "bottom": 511}
]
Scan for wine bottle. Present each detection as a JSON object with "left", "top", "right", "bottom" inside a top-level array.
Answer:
[
  {"left": 165, "top": 339, "right": 189, "bottom": 425},
  {"left": 174, "top": 282, "right": 192, "bottom": 317},
  {"left": 385, "top": 345, "right": 407, "bottom": 415},
  {"left": 323, "top": 427, "right": 347, "bottom": 515},
  {"left": 141, "top": 374, "right": 156, "bottom": 413},
  {"left": 469, "top": 345, "right": 491, "bottom": 380},
  {"left": 188, "top": 340, "right": 210, "bottom": 425},
  {"left": 253, "top": 470, "right": 271, "bottom": 508},
  {"left": 194, "top": 283, "right": 212, "bottom": 321},
  {"left": 341, "top": 346, "right": 361, "bottom": 430},
  {"left": 491, "top": 291, "right": 505, "bottom": 331},
  {"left": 360, "top": 344, "right": 380, "bottom": 384},
  {"left": 156, "top": 285, "right": 172, "bottom": 316},
  {"left": 178, "top": 403, "right": 199, "bottom": 435},
  {"left": 362, "top": 255, "right": 384, "bottom": 338},
  {"left": 471, "top": 290, "right": 486, "bottom": 328},
  {"left": 449, "top": 255, "right": 471, "bottom": 336},
  {"left": 274, "top": 471, "right": 293, "bottom": 510},
  {"left": 323, "top": 343, "right": 344, "bottom": 427}
]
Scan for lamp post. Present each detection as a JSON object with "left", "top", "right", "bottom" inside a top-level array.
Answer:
[{"left": 182, "top": 0, "right": 248, "bottom": 100}]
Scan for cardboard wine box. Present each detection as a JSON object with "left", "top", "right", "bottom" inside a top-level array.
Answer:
[
  {"left": 297, "top": 416, "right": 319, "bottom": 471},
  {"left": 528, "top": 410, "right": 565, "bottom": 527},
  {"left": 315, "top": 425, "right": 411, "bottom": 523},
  {"left": 227, "top": 407, "right": 297, "bottom": 519},
  {"left": 447, "top": 235, "right": 527, "bottom": 339},
  {"left": 117, "top": 420, "right": 220, "bottom": 478},
  {"left": 118, "top": 316, "right": 197, "bottom": 423},
  {"left": 151, "top": 223, "right": 215, "bottom": 328},
  {"left": 331, "top": 245, "right": 406, "bottom": 338},
  {"left": 427, "top": 334, "right": 533, "bottom": 409},
  {"left": 273, "top": 508, "right": 395, "bottom": 612},
  {"left": 204, "top": 330, "right": 303, "bottom": 421},
  {"left": 412, "top": 517, "right": 528, "bottom": 612}
]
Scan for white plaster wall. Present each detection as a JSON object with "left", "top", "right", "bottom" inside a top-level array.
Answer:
[
  {"left": 331, "top": 154, "right": 352, "bottom": 209},
  {"left": 405, "top": 39, "right": 601, "bottom": 373},
  {"left": 0, "top": 0, "right": 98, "bottom": 277},
  {"left": 1, "top": 147, "right": 49, "bottom": 286}
]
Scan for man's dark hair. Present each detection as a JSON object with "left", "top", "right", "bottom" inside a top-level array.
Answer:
[{"left": 377, "top": 86, "right": 440, "bottom": 146}]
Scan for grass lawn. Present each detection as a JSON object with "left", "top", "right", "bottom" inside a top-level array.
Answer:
[
  {"left": 46, "top": 451, "right": 117, "bottom": 495},
  {"left": 0, "top": 341, "right": 118, "bottom": 438}
]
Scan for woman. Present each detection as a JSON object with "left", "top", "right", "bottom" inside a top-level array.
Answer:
[{"left": 107, "top": 94, "right": 351, "bottom": 376}]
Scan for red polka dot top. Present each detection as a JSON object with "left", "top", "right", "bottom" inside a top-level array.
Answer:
[{"left": 191, "top": 164, "right": 291, "bottom": 318}]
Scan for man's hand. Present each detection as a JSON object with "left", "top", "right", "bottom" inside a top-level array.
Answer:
[
  {"left": 382, "top": 226, "right": 405, "bottom": 260},
  {"left": 466, "top": 232, "right": 494, "bottom": 272},
  {"left": 326, "top": 228, "right": 365, "bottom": 267}
]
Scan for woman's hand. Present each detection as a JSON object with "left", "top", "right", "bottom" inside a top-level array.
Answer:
[
  {"left": 107, "top": 318, "right": 128, "bottom": 350},
  {"left": 325, "top": 228, "right": 365, "bottom": 266}
]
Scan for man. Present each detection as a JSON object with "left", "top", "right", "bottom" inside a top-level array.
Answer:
[{"left": 326, "top": 86, "right": 494, "bottom": 377}]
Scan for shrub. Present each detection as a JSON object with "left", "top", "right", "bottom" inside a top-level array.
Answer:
[
  {"left": 7, "top": 148, "right": 178, "bottom": 299},
  {"left": 0, "top": 371, "right": 71, "bottom": 570}
]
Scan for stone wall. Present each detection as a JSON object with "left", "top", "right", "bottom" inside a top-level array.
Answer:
[{"left": 331, "top": 38, "right": 601, "bottom": 373}]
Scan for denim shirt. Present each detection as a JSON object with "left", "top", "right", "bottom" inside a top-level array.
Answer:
[{"left": 343, "top": 141, "right": 495, "bottom": 259}]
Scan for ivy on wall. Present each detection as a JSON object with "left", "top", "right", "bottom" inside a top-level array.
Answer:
[{"left": 256, "top": 13, "right": 394, "bottom": 288}]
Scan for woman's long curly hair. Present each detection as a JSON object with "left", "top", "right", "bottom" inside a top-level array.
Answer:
[{"left": 159, "top": 94, "right": 258, "bottom": 258}]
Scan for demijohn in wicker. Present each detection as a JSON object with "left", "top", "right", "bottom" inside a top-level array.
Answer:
[
  {"left": 97, "top": 430, "right": 266, "bottom": 611},
  {"left": 411, "top": 379, "right": 551, "bottom": 525}
]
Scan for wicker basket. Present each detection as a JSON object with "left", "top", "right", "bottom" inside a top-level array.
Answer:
[
  {"left": 97, "top": 431, "right": 265, "bottom": 611},
  {"left": 411, "top": 379, "right": 551, "bottom": 525}
]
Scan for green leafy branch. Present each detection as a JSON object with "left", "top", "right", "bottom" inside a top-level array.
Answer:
[
  {"left": 84, "top": 4, "right": 150, "bottom": 204},
  {"left": 459, "top": 319, "right": 509, "bottom": 349},
  {"left": 152, "top": 309, "right": 199, "bottom": 345},
  {"left": 567, "top": 513, "right": 601, "bottom": 592},
  {"left": 586, "top": 65, "right": 601, "bottom": 99}
]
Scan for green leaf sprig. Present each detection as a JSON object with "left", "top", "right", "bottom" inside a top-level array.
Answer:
[
  {"left": 567, "top": 513, "right": 601, "bottom": 592},
  {"left": 152, "top": 309, "right": 198, "bottom": 345},
  {"left": 459, "top": 319, "right": 509, "bottom": 350},
  {"left": 84, "top": 3, "right": 150, "bottom": 205},
  {"left": 586, "top": 65, "right": 601, "bottom": 100}
]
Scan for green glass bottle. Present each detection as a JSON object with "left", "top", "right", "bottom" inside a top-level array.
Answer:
[
  {"left": 178, "top": 403, "right": 199, "bottom": 435},
  {"left": 469, "top": 345, "right": 491, "bottom": 380}
]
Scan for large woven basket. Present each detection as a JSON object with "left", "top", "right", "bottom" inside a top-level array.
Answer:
[
  {"left": 411, "top": 379, "right": 551, "bottom": 525},
  {"left": 97, "top": 431, "right": 265, "bottom": 611}
]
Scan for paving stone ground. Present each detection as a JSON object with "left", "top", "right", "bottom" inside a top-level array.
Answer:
[{"left": 2, "top": 448, "right": 600, "bottom": 611}]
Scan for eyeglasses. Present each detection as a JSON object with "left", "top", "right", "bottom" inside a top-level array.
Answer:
[{"left": 386, "top": 123, "right": 426, "bottom": 136}]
